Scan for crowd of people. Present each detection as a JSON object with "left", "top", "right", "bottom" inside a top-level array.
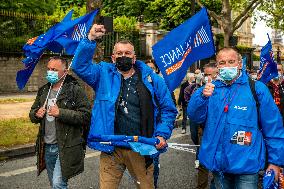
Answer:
[{"left": 28, "top": 23, "right": 284, "bottom": 189}]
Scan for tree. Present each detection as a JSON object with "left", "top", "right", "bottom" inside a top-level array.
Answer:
[
  {"left": 101, "top": 0, "right": 222, "bottom": 31},
  {"left": 101, "top": 0, "right": 149, "bottom": 18},
  {"left": 113, "top": 16, "right": 138, "bottom": 32},
  {"left": 144, "top": 0, "right": 222, "bottom": 31},
  {"left": 257, "top": 0, "right": 284, "bottom": 31},
  {"left": 196, "top": 0, "right": 263, "bottom": 46},
  {"left": 0, "top": 0, "right": 57, "bottom": 15}
]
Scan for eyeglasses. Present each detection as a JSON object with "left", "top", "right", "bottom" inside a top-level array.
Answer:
[{"left": 217, "top": 60, "right": 238, "bottom": 65}]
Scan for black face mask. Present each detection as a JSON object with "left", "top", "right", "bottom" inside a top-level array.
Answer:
[{"left": 115, "top": 56, "right": 133, "bottom": 72}]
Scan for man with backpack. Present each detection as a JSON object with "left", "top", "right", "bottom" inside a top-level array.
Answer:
[{"left": 187, "top": 47, "right": 284, "bottom": 189}]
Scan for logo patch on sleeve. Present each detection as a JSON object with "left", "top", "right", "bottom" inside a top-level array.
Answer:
[{"left": 230, "top": 131, "right": 252, "bottom": 146}]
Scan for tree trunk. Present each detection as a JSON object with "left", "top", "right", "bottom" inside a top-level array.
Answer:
[{"left": 221, "top": 0, "right": 232, "bottom": 47}]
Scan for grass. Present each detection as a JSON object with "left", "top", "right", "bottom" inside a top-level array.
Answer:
[
  {"left": 0, "top": 117, "right": 38, "bottom": 148},
  {"left": 0, "top": 98, "right": 34, "bottom": 104}
]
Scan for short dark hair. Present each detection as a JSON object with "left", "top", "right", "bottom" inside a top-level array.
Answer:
[
  {"left": 203, "top": 63, "right": 216, "bottom": 69},
  {"left": 48, "top": 56, "right": 68, "bottom": 68},
  {"left": 113, "top": 40, "right": 135, "bottom": 54}
]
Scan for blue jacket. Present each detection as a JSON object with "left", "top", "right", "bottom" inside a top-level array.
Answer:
[
  {"left": 72, "top": 39, "right": 177, "bottom": 153},
  {"left": 187, "top": 73, "right": 284, "bottom": 174}
]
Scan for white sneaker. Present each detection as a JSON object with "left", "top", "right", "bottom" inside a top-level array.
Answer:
[
  {"left": 195, "top": 160, "right": 199, "bottom": 169},
  {"left": 181, "top": 129, "right": 186, "bottom": 134}
]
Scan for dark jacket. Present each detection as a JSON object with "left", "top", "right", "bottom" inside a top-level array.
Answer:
[
  {"left": 267, "top": 80, "right": 284, "bottom": 118},
  {"left": 178, "top": 81, "right": 190, "bottom": 106},
  {"left": 29, "top": 75, "right": 91, "bottom": 179}
]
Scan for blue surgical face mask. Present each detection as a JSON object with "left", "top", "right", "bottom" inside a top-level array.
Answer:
[
  {"left": 219, "top": 66, "right": 239, "bottom": 81},
  {"left": 46, "top": 71, "right": 59, "bottom": 84}
]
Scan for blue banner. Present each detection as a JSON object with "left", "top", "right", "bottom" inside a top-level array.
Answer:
[
  {"left": 152, "top": 7, "right": 215, "bottom": 91},
  {"left": 16, "top": 9, "right": 98, "bottom": 90},
  {"left": 258, "top": 34, "right": 278, "bottom": 84}
]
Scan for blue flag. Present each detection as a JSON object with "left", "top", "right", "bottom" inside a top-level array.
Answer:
[
  {"left": 16, "top": 9, "right": 98, "bottom": 90},
  {"left": 128, "top": 142, "right": 158, "bottom": 156},
  {"left": 258, "top": 34, "right": 278, "bottom": 84},
  {"left": 89, "top": 135, "right": 160, "bottom": 156},
  {"left": 263, "top": 170, "right": 278, "bottom": 189},
  {"left": 152, "top": 7, "right": 215, "bottom": 91}
]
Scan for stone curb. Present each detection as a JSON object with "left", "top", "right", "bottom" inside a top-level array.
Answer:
[{"left": 0, "top": 144, "right": 35, "bottom": 160}]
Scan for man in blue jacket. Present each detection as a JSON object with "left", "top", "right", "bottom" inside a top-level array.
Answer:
[
  {"left": 187, "top": 47, "right": 284, "bottom": 189},
  {"left": 72, "top": 24, "right": 177, "bottom": 189}
]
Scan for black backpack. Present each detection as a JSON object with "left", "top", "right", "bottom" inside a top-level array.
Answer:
[{"left": 248, "top": 78, "right": 261, "bottom": 130}]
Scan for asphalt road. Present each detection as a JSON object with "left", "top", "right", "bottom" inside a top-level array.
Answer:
[{"left": 0, "top": 128, "right": 199, "bottom": 189}]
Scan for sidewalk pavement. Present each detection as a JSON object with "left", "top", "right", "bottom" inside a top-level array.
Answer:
[{"left": 0, "top": 119, "right": 189, "bottom": 161}]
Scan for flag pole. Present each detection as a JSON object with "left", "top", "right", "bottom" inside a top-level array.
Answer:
[{"left": 54, "top": 56, "right": 75, "bottom": 101}]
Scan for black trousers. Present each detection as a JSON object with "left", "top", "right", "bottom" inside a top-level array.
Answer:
[{"left": 182, "top": 104, "right": 188, "bottom": 129}]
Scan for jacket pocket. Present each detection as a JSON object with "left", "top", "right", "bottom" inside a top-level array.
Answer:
[
  {"left": 227, "top": 117, "right": 256, "bottom": 146},
  {"left": 63, "top": 140, "right": 84, "bottom": 168},
  {"left": 224, "top": 117, "right": 262, "bottom": 173}
]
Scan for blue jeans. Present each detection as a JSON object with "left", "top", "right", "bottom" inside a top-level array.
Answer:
[
  {"left": 213, "top": 172, "right": 258, "bottom": 189},
  {"left": 45, "top": 144, "right": 68, "bottom": 189}
]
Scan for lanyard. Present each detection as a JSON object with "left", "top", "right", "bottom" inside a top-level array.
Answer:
[{"left": 221, "top": 84, "right": 241, "bottom": 112}]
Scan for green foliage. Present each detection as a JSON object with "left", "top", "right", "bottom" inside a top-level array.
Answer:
[
  {"left": 48, "top": 5, "right": 86, "bottom": 21},
  {"left": 145, "top": 0, "right": 192, "bottom": 30},
  {"left": 102, "top": 0, "right": 148, "bottom": 18},
  {"left": 253, "top": 53, "right": 260, "bottom": 61},
  {"left": 0, "top": 0, "right": 56, "bottom": 15},
  {"left": 102, "top": 0, "right": 222, "bottom": 31},
  {"left": 0, "top": 118, "right": 38, "bottom": 148},
  {"left": 58, "top": 0, "right": 86, "bottom": 11},
  {"left": 215, "top": 33, "right": 224, "bottom": 48},
  {"left": 257, "top": 0, "right": 284, "bottom": 31},
  {"left": 113, "top": 16, "right": 138, "bottom": 32}
]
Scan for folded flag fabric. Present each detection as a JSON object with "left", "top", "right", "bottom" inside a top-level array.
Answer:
[
  {"left": 128, "top": 142, "right": 158, "bottom": 156},
  {"left": 16, "top": 9, "right": 98, "bottom": 90},
  {"left": 152, "top": 7, "right": 215, "bottom": 91},
  {"left": 89, "top": 135, "right": 160, "bottom": 156}
]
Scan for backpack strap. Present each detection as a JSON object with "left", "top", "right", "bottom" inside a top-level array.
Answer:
[{"left": 248, "top": 78, "right": 261, "bottom": 130}]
